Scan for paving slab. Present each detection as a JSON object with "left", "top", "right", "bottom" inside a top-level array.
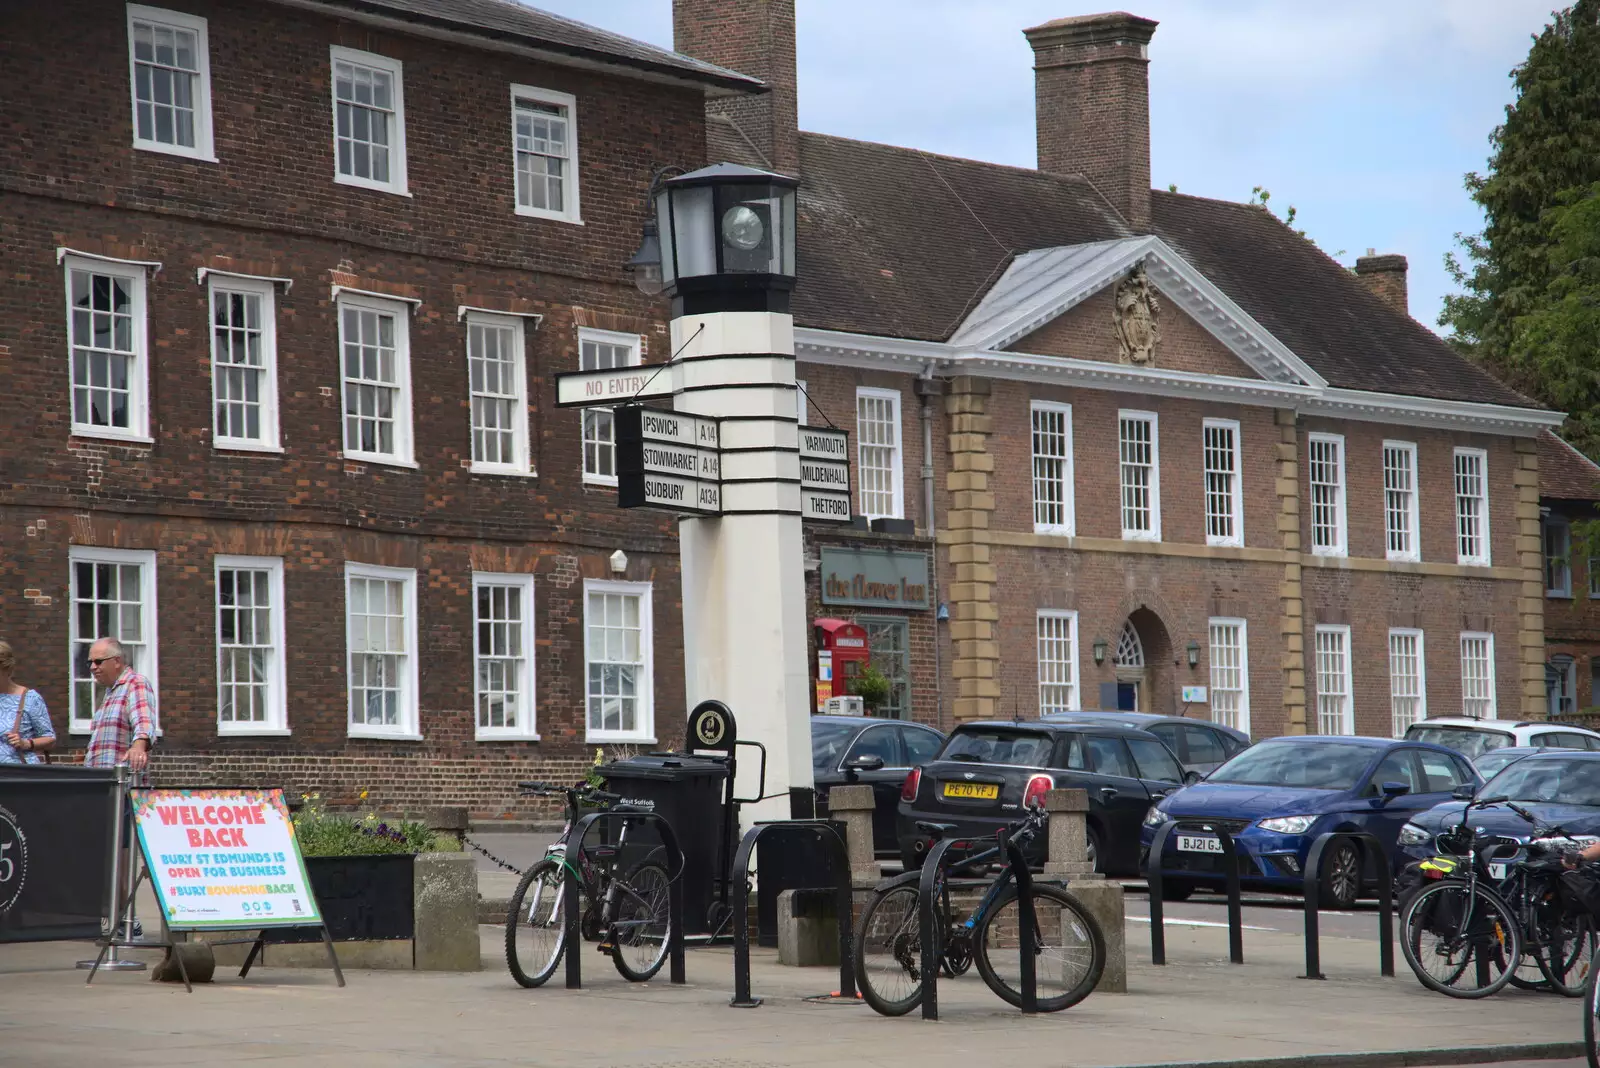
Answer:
[{"left": 0, "top": 914, "right": 1585, "bottom": 1068}]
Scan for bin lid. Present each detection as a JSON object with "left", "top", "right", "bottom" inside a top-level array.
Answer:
[{"left": 599, "top": 753, "right": 729, "bottom": 781}]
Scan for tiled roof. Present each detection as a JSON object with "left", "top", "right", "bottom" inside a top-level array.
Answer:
[
  {"left": 276, "top": 0, "right": 764, "bottom": 93},
  {"left": 1539, "top": 431, "right": 1600, "bottom": 501}
]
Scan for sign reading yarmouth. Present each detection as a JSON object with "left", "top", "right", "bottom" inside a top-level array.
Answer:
[{"left": 132, "top": 788, "right": 320, "bottom": 930}]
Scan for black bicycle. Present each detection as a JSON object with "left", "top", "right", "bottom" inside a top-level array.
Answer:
[
  {"left": 852, "top": 804, "right": 1105, "bottom": 1015},
  {"left": 504, "top": 781, "right": 674, "bottom": 986}
]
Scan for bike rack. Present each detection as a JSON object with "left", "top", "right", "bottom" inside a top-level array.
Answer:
[
  {"left": 1301, "top": 830, "right": 1393, "bottom": 980},
  {"left": 560, "top": 810, "right": 686, "bottom": 990},
  {"left": 914, "top": 834, "right": 1039, "bottom": 1020},
  {"left": 1145, "top": 820, "right": 1243, "bottom": 966},
  {"left": 727, "top": 819, "right": 855, "bottom": 1008}
]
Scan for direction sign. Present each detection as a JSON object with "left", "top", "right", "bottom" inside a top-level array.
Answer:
[
  {"left": 798, "top": 426, "right": 852, "bottom": 524},
  {"left": 555, "top": 365, "right": 675, "bottom": 408},
  {"left": 619, "top": 472, "right": 723, "bottom": 514},
  {"left": 616, "top": 406, "right": 722, "bottom": 517}
]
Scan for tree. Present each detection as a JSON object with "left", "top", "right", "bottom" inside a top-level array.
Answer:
[{"left": 1440, "top": 1, "right": 1600, "bottom": 455}]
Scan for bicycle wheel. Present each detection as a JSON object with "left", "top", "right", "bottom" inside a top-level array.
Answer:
[
  {"left": 1536, "top": 910, "right": 1597, "bottom": 997},
  {"left": 854, "top": 884, "right": 930, "bottom": 1016},
  {"left": 1399, "top": 880, "right": 1522, "bottom": 998},
  {"left": 611, "top": 861, "right": 673, "bottom": 982},
  {"left": 973, "top": 884, "right": 1106, "bottom": 1012},
  {"left": 1585, "top": 959, "right": 1600, "bottom": 1068},
  {"left": 505, "top": 859, "right": 574, "bottom": 988}
]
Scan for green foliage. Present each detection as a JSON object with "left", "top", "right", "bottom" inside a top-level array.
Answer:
[
  {"left": 1440, "top": 1, "right": 1600, "bottom": 455},
  {"left": 1249, "top": 186, "right": 1346, "bottom": 259},
  {"left": 292, "top": 793, "right": 439, "bottom": 857},
  {"left": 849, "top": 665, "right": 893, "bottom": 712}
]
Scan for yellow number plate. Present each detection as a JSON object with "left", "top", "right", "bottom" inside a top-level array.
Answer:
[{"left": 942, "top": 782, "right": 999, "bottom": 800}]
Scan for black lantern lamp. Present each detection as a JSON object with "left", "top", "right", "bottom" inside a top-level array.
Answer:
[
  {"left": 1186, "top": 640, "right": 1201, "bottom": 669},
  {"left": 627, "top": 218, "right": 665, "bottom": 296},
  {"left": 1092, "top": 637, "right": 1108, "bottom": 666},
  {"left": 651, "top": 162, "right": 797, "bottom": 315}
]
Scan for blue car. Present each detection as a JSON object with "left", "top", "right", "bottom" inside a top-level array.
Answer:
[
  {"left": 1140, "top": 736, "right": 1479, "bottom": 908},
  {"left": 1398, "top": 749, "right": 1600, "bottom": 864}
]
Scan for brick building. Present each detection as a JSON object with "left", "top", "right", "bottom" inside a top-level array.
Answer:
[
  {"left": 1539, "top": 431, "right": 1600, "bottom": 716},
  {"left": 0, "top": 0, "right": 763, "bottom": 814},
  {"left": 674, "top": 1, "right": 1565, "bottom": 739}
]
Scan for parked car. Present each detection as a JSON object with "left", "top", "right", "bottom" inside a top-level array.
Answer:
[
  {"left": 897, "top": 720, "right": 1194, "bottom": 875},
  {"left": 1398, "top": 750, "right": 1600, "bottom": 863},
  {"left": 1471, "top": 745, "right": 1556, "bottom": 780},
  {"left": 1140, "top": 736, "right": 1479, "bottom": 908},
  {"left": 1402, "top": 716, "right": 1600, "bottom": 759},
  {"left": 811, "top": 715, "right": 944, "bottom": 857},
  {"left": 1041, "top": 710, "right": 1249, "bottom": 776}
]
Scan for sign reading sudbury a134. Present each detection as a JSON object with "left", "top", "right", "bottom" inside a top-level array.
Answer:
[{"left": 616, "top": 406, "right": 723, "bottom": 516}]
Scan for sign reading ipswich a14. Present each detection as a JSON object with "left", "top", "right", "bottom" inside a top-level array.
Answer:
[
  {"left": 799, "top": 426, "right": 852, "bottom": 523},
  {"left": 616, "top": 405, "right": 723, "bottom": 516}
]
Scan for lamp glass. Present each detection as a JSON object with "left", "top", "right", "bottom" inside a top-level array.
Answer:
[
  {"left": 668, "top": 185, "right": 715, "bottom": 279},
  {"left": 1186, "top": 640, "right": 1201, "bottom": 667}
]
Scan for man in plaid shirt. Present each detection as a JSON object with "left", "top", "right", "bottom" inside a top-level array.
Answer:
[{"left": 84, "top": 637, "right": 156, "bottom": 780}]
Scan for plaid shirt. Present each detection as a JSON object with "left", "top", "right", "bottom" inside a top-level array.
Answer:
[{"left": 84, "top": 670, "right": 157, "bottom": 775}]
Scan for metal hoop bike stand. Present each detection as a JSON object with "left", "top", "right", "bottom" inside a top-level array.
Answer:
[{"left": 561, "top": 809, "right": 686, "bottom": 989}]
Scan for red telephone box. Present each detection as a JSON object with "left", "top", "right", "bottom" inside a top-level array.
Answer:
[{"left": 814, "top": 618, "right": 870, "bottom": 711}]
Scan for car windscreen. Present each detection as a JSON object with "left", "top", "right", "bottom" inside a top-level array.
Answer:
[
  {"left": 1481, "top": 757, "right": 1600, "bottom": 807},
  {"left": 940, "top": 728, "right": 1053, "bottom": 766},
  {"left": 1474, "top": 750, "right": 1534, "bottom": 779},
  {"left": 1403, "top": 725, "right": 1514, "bottom": 758},
  {"left": 1206, "top": 741, "right": 1375, "bottom": 790},
  {"left": 812, "top": 720, "right": 858, "bottom": 771}
]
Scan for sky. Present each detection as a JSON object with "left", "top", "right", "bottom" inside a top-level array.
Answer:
[{"left": 529, "top": 0, "right": 1560, "bottom": 333}]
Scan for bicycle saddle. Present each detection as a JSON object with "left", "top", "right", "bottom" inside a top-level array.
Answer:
[{"left": 916, "top": 821, "right": 959, "bottom": 839}]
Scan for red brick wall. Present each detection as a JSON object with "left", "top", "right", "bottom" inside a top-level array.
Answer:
[{"left": 1007, "top": 288, "right": 1262, "bottom": 380}]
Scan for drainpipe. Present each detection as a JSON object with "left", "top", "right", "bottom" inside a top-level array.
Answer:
[{"left": 914, "top": 364, "right": 944, "bottom": 733}]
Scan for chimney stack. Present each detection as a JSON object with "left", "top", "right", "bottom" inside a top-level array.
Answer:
[
  {"left": 1355, "top": 252, "right": 1409, "bottom": 316},
  {"left": 674, "top": 0, "right": 799, "bottom": 176},
  {"left": 1024, "top": 12, "right": 1158, "bottom": 232}
]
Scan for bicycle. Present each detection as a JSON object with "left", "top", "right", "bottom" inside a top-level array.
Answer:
[
  {"left": 1585, "top": 952, "right": 1600, "bottom": 1068},
  {"left": 504, "top": 780, "right": 675, "bottom": 987},
  {"left": 852, "top": 804, "right": 1105, "bottom": 1016},
  {"left": 1488, "top": 802, "right": 1597, "bottom": 997}
]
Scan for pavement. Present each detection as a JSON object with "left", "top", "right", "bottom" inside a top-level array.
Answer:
[{"left": 0, "top": 878, "right": 1591, "bottom": 1068}]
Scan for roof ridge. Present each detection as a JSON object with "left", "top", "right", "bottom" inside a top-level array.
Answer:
[
  {"left": 1547, "top": 430, "right": 1600, "bottom": 475},
  {"left": 800, "top": 129, "right": 1096, "bottom": 186}
]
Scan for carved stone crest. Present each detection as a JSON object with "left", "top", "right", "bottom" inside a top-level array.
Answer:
[{"left": 1113, "top": 263, "right": 1160, "bottom": 365}]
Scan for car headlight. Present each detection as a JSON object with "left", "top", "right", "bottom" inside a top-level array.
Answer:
[
  {"left": 1143, "top": 806, "right": 1172, "bottom": 828},
  {"left": 1258, "top": 815, "right": 1317, "bottom": 834},
  {"left": 1398, "top": 822, "right": 1432, "bottom": 847}
]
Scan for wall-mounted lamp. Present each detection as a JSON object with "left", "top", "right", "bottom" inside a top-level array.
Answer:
[
  {"left": 1186, "top": 640, "right": 1201, "bottom": 669},
  {"left": 936, "top": 602, "right": 949, "bottom": 622},
  {"left": 1092, "top": 637, "right": 1108, "bottom": 666},
  {"left": 609, "top": 550, "right": 629, "bottom": 575}
]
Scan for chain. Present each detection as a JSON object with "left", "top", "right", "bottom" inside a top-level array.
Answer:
[{"left": 462, "top": 834, "right": 524, "bottom": 877}]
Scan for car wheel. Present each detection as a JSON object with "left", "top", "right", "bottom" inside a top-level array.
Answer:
[
  {"left": 1160, "top": 880, "right": 1195, "bottom": 902},
  {"left": 1318, "top": 841, "right": 1361, "bottom": 909},
  {"left": 1086, "top": 825, "right": 1103, "bottom": 873}
]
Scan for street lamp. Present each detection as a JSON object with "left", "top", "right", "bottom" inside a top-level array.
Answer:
[
  {"left": 652, "top": 162, "right": 797, "bottom": 313},
  {"left": 1092, "top": 637, "right": 1108, "bottom": 666},
  {"left": 1186, "top": 640, "right": 1201, "bottom": 669}
]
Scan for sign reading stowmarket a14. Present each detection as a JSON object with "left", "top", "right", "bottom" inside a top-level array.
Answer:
[
  {"left": 132, "top": 788, "right": 321, "bottom": 930},
  {"left": 799, "top": 426, "right": 852, "bottom": 524},
  {"left": 616, "top": 405, "right": 723, "bottom": 516}
]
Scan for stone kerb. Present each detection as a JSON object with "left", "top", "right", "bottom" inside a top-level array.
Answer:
[{"left": 1044, "top": 787, "right": 1125, "bottom": 992}]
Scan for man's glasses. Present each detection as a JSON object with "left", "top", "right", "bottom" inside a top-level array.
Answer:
[{"left": 86, "top": 656, "right": 120, "bottom": 667}]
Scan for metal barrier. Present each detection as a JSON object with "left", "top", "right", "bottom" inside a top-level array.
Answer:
[
  {"left": 727, "top": 819, "right": 854, "bottom": 1008},
  {"left": 561, "top": 810, "right": 686, "bottom": 990},
  {"left": 915, "top": 834, "right": 1039, "bottom": 1020},
  {"left": 1301, "top": 830, "right": 1394, "bottom": 980},
  {"left": 1145, "top": 820, "right": 1243, "bottom": 966}
]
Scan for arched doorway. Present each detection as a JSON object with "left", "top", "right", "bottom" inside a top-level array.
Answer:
[{"left": 1112, "top": 608, "right": 1175, "bottom": 713}]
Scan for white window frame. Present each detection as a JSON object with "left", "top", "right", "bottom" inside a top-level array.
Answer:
[
  {"left": 1308, "top": 433, "right": 1347, "bottom": 557},
  {"left": 63, "top": 254, "right": 151, "bottom": 443},
  {"left": 214, "top": 555, "right": 288, "bottom": 736},
  {"left": 1382, "top": 440, "right": 1420, "bottom": 563},
  {"left": 1202, "top": 418, "right": 1243, "bottom": 548},
  {"left": 1036, "top": 609, "right": 1080, "bottom": 714},
  {"left": 329, "top": 45, "right": 408, "bottom": 196},
  {"left": 126, "top": 4, "right": 216, "bottom": 162},
  {"left": 583, "top": 578, "right": 655, "bottom": 744},
  {"left": 1546, "top": 516, "right": 1573, "bottom": 597},
  {"left": 1549, "top": 655, "right": 1578, "bottom": 720},
  {"left": 67, "top": 546, "right": 159, "bottom": 733},
  {"left": 1031, "top": 401, "right": 1075, "bottom": 536},
  {"left": 1314, "top": 624, "right": 1353, "bottom": 736},
  {"left": 578, "top": 327, "right": 643, "bottom": 486},
  {"left": 473, "top": 572, "right": 538, "bottom": 741},
  {"left": 207, "top": 275, "right": 281, "bottom": 452},
  {"left": 857, "top": 387, "right": 905, "bottom": 521},
  {"left": 1118, "top": 409, "right": 1161, "bottom": 541},
  {"left": 344, "top": 562, "right": 420, "bottom": 740},
  {"left": 1387, "top": 627, "right": 1426, "bottom": 737},
  {"left": 1460, "top": 631, "right": 1497, "bottom": 719},
  {"left": 465, "top": 311, "right": 531, "bottom": 476},
  {"left": 1455, "top": 447, "right": 1491, "bottom": 566},
  {"left": 337, "top": 292, "right": 415, "bottom": 467},
  {"left": 510, "top": 84, "right": 581, "bottom": 225},
  {"left": 1207, "top": 617, "right": 1250, "bottom": 734}
]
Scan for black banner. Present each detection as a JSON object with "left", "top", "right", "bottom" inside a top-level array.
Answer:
[{"left": 0, "top": 765, "right": 118, "bottom": 943}]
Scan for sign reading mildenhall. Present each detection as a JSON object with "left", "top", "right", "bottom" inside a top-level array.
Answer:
[{"left": 819, "top": 547, "right": 930, "bottom": 610}]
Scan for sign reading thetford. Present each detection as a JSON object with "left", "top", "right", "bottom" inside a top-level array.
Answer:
[
  {"left": 616, "top": 406, "right": 723, "bottom": 517},
  {"left": 819, "top": 547, "right": 931, "bottom": 610},
  {"left": 799, "top": 427, "right": 852, "bottom": 524}
]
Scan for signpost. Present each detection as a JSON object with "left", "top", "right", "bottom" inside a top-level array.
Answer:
[
  {"left": 799, "top": 426, "right": 852, "bottom": 523},
  {"left": 554, "top": 365, "right": 675, "bottom": 407},
  {"left": 616, "top": 406, "right": 724, "bottom": 517}
]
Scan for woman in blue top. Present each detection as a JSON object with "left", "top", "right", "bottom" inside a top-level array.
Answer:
[{"left": 0, "top": 640, "right": 54, "bottom": 764}]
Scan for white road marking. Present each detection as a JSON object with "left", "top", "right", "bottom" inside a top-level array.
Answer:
[{"left": 1128, "top": 917, "right": 1276, "bottom": 930}]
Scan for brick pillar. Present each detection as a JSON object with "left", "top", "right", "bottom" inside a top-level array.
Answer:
[
  {"left": 945, "top": 376, "right": 999, "bottom": 721},
  {"left": 1276, "top": 410, "right": 1307, "bottom": 734},
  {"left": 1515, "top": 439, "right": 1547, "bottom": 719},
  {"left": 1354, "top": 253, "right": 1409, "bottom": 317}
]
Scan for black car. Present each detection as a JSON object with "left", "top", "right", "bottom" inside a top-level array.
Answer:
[
  {"left": 897, "top": 720, "right": 1193, "bottom": 875},
  {"left": 1041, "top": 710, "right": 1250, "bottom": 776},
  {"left": 812, "top": 715, "right": 945, "bottom": 857}
]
